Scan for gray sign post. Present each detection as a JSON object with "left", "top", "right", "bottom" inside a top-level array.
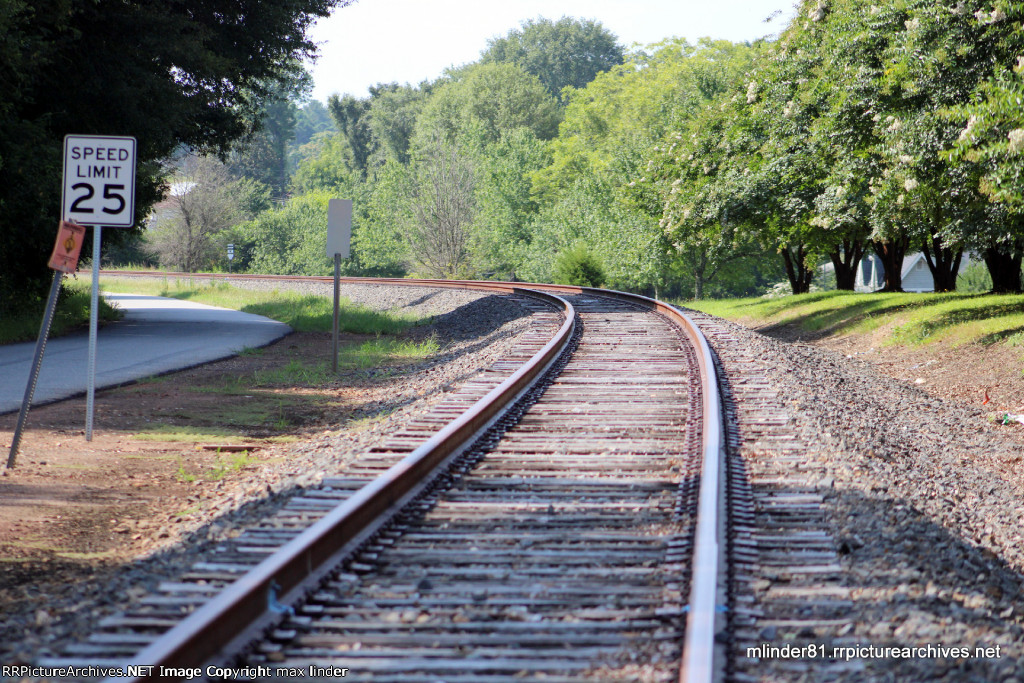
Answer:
[
  {"left": 7, "top": 221, "right": 87, "bottom": 467},
  {"left": 327, "top": 199, "right": 352, "bottom": 372},
  {"left": 62, "top": 134, "right": 137, "bottom": 440}
]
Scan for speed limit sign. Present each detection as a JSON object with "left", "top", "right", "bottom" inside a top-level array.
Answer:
[{"left": 62, "top": 135, "right": 136, "bottom": 227}]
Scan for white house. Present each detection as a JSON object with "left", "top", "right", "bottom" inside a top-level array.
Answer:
[{"left": 855, "top": 251, "right": 973, "bottom": 292}]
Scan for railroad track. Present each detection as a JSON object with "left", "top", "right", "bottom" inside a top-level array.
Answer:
[{"left": 37, "top": 276, "right": 729, "bottom": 683}]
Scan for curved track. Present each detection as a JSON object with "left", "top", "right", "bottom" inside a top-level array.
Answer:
[{"left": 41, "top": 275, "right": 726, "bottom": 683}]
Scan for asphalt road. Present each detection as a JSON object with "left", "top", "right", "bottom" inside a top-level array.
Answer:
[{"left": 0, "top": 293, "right": 291, "bottom": 415}]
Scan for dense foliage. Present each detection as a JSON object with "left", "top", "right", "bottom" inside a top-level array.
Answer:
[
  {"left": 0, "top": 0, "right": 350, "bottom": 313},
  {"left": 215, "top": 23, "right": 781, "bottom": 298},
  {"left": 30, "top": 8, "right": 1024, "bottom": 301},
  {"left": 644, "top": 0, "right": 1024, "bottom": 295}
]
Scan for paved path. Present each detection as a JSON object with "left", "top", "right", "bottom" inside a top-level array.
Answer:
[{"left": 0, "top": 294, "right": 291, "bottom": 415}]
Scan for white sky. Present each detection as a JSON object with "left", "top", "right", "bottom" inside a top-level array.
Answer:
[{"left": 305, "top": 0, "right": 796, "bottom": 102}]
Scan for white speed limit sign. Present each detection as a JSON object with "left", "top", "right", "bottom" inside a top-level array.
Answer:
[{"left": 62, "top": 135, "right": 137, "bottom": 227}]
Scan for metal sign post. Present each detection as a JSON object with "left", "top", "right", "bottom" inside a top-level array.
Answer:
[
  {"left": 85, "top": 226, "right": 102, "bottom": 441},
  {"left": 327, "top": 199, "right": 352, "bottom": 373},
  {"left": 62, "top": 134, "right": 136, "bottom": 440},
  {"left": 7, "top": 221, "right": 87, "bottom": 468}
]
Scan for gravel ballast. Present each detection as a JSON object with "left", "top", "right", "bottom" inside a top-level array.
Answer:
[
  {"left": 686, "top": 309, "right": 1024, "bottom": 681},
  {"left": 2, "top": 281, "right": 555, "bottom": 673}
]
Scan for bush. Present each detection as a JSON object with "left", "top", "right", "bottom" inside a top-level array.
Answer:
[{"left": 551, "top": 244, "right": 606, "bottom": 287}]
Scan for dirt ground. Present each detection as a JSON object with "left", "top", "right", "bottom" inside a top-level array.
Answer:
[
  {"left": 0, "top": 331, "right": 434, "bottom": 619},
  {"left": 1, "top": 316, "right": 1022, "bottom": 643},
  {"left": 755, "top": 317, "right": 1024, "bottom": 415}
]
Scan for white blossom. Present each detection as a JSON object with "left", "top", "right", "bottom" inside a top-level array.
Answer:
[
  {"left": 746, "top": 81, "right": 759, "bottom": 103},
  {"left": 990, "top": 8, "right": 1006, "bottom": 21},
  {"left": 974, "top": 9, "right": 989, "bottom": 21},
  {"left": 950, "top": 1, "right": 965, "bottom": 14},
  {"left": 870, "top": 4, "right": 881, "bottom": 14},
  {"left": 959, "top": 114, "right": 978, "bottom": 141},
  {"left": 905, "top": 17, "right": 920, "bottom": 30},
  {"left": 808, "top": 0, "right": 827, "bottom": 21},
  {"left": 899, "top": 154, "right": 914, "bottom": 164},
  {"left": 1008, "top": 129, "right": 1024, "bottom": 154},
  {"left": 904, "top": 177, "right": 919, "bottom": 191},
  {"left": 1016, "top": 55, "right": 1024, "bottom": 72},
  {"left": 783, "top": 100, "right": 797, "bottom": 117}
]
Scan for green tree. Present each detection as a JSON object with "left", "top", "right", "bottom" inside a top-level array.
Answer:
[
  {"left": 413, "top": 63, "right": 561, "bottom": 148},
  {"left": 354, "top": 161, "right": 413, "bottom": 276},
  {"left": 290, "top": 133, "right": 364, "bottom": 195},
  {"left": 402, "top": 141, "right": 477, "bottom": 278},
  {"left": 327, "top": 93, "right": 373, "bottom": 176},
  {"left": 293, "top": 100, "right": 335, "bottom": 148},
  {"left": 552, "top": 243, "right": 606, "bottom": 287},
  {"left": 242, "top": 191, "right": 335, "bottom": 275},
  {"left": 366, "top": 82, "right": 432, "bottom": 165},
  {"left": 467, "top": 128, "right": 549, "bottom": 279},
  {"left": 0, "top": 0, "right": 350, "bottom": 313},
  {"left": 481, "top": 16, "right": 625, "bottom": 100},
  {"left": 548, "top": 39, "right": 757, "bottom": 297}
]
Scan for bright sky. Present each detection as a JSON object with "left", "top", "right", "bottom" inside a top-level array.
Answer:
[{"left": 306, "top": 0, "right": 796, "bottom": 102}]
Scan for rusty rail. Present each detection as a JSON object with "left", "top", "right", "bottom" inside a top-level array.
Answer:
[
  {"left": 105, "top": 284, "right": 574, "bottom": 682},
  {"left": 98, "top": 273, "right": 726, "bottom": 683}
]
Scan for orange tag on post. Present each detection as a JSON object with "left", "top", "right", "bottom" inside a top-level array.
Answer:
[{"left": 48, "top": 220, "right": 86, "bottom": 273}]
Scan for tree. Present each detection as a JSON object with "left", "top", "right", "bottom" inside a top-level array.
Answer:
[
  {"left": 290, "top": 134, "right": 364, "bottom": 195},
  {"left": 327, "top": 94, "right": 373, "bottom": 176},
  {"left": 552, "top": 244, "right": 606, "bottom": 287},
  {"left": 228, "top": 71, "right": 312, "bottom": 197},
  {"left": 413, "top": 63, "right": 561, "bottom": 148},
  {"left": 403, "top": 142, "right": 477, "bottom": 278},
  {"left": 366, "top": 82, "right": 432, "bottom": 165},
  {"left": 148, "top": 156, "right": 246, "bottom": 272},
  {"left": 469, "top": 128, "right": 550, "bottom": 279},
  {"left": 481, "top": 17, "right": 625, "bottom": 100},
  {"left": 241, "top": 191, "right": 334, "bottom": 275},
  {"left": 293, "top": 100, "right": 335, "bottom": 149},
  {"left": 0, "top": 0, "right": 350, "bottom": 312}
]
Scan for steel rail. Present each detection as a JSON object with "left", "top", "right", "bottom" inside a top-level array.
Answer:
[
  {"left": 105, "top": 284, "right": 575, "bottom": 683},
  {"left": 99, "top": 273, "right": 726, "bottom": 682}
]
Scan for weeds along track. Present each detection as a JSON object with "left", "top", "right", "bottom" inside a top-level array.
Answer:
[{"left": 41, "top": 276, "right": 727, "bottom": 683}]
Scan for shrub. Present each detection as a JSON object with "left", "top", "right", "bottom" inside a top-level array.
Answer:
[{"left": 552, "top": 244, "right": 606, "bottom": 287}]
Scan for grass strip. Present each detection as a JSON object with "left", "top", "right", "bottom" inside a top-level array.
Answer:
[
  {"left": 688, "top": 290, "right": 1024, "bottom": 348},
  {"left": 0, "top": 278, "right": 122, "bottom": 344},
  {"left": 96, "top": 276, "right": 420, "bottom": 334}
]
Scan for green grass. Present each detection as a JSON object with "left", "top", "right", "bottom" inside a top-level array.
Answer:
[
  {"left": 176, "top": 449, "right": 260, "bottom": 483},
  {"left": 133, "top": 425, "right": 243, "bottom": 442},
  {"left": 95, "top": 276, "right": 420, "bottom": 334},
  {"left": 252, "top": 359, "right": 336, "bottom": 386},
  {"left": 687, "top": 290, "right": 1024, "bottom": 348},
  {"left": 338, "top": 336, "right": 441, "bottom": 369},
  {"left": 0, "top": 277, "right": 122, "bottom": 344}
]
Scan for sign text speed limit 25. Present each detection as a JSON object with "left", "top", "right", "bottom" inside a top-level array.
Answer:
[{"left": 62, "top": 135, "right": 137, "bottom": 227}]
